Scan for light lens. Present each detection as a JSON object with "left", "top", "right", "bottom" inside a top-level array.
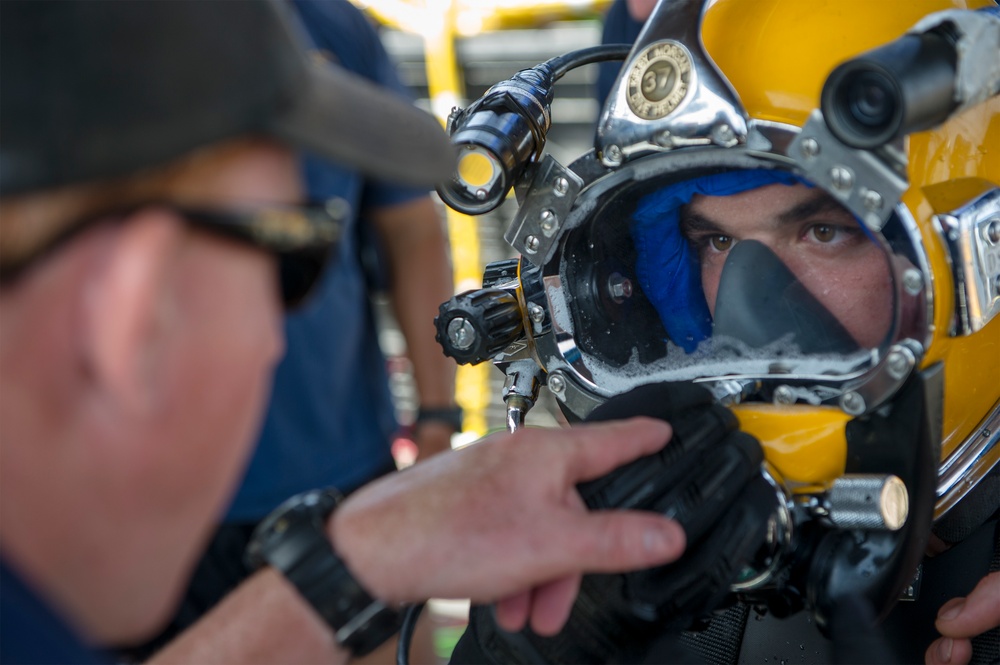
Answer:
[
  {"left": 458, "top": 149, "right": 497, "bottom": 188},
  {"left": 437, "top": 144, "right": 509, "bottom": 215}
]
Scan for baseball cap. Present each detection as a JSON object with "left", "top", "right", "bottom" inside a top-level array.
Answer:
[{"left": 0, "top": 0, "right": 455, "bottom": 196}]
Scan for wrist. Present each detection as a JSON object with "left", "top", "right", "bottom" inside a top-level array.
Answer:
[
  {"left": 411, "top": 421, "right": 454, "bottom": 460},
  {"left": 325, "top": 499, "right": 390, "bottom": 603},
  {"left": 245, "top": 488, "right": 402, "bottom": 657},
  {"left": 328, "top": 490, "right": 416, "bottom": 606},
  {"left": 415, "top": 405, "right": 463, "bottom": 432}
]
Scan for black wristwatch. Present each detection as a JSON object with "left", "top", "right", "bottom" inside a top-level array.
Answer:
[
  {"left": 416, "top": 405, "right": 464, "bottom": 431},
  {"left": 244, "top": 487, "right": 402, "bottom": 657}
]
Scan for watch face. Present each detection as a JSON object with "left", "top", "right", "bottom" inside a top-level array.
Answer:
[{"left": 245, "top": 488, "right": 342, "bottom": 569}]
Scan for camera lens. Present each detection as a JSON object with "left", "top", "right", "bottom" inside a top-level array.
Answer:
[
  {"left": 846, "top": 71, "right": 897, "bottom": 128},
  {"left": 822, "top": 62, "right": 905, "bottom": 149},
  {"left": 821, "top": 32, "right": 956, "bottom": 149}
]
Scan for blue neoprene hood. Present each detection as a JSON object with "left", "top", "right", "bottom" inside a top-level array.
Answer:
[{"left": 630, "top": 169, "right": 806, "bottom": 352}]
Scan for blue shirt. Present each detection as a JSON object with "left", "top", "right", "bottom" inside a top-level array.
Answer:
[
  {"left": 226, "top": 0, "right": 428, "bottom": 521},
  {"left": 0, "top": 558, "right": 107, "bottom": 665},
  {"left": 596, "top": 0, "right": 644, "bottom": 106}
]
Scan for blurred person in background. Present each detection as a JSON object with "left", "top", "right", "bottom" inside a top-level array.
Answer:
[{"left": 595, "top": 0, "right": 656, "bottom": 105}]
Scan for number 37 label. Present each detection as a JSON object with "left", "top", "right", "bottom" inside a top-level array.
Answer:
[{"left": 626, "top": 41, "right": 692, "bottom": 120}]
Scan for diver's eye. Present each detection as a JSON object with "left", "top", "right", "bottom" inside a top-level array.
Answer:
[
  {"left": 710, "top": 235, "right": 734, "bottom": 251},
  {"left": 810, "top": 224, "right": 837, "bottom": 242}
]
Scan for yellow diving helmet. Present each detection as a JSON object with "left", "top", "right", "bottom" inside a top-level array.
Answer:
[
  {"left": 433, "top": 0, "right": 998, "bottom": 640},
  {"left": 700, "top": 0, "right": 999, "bottom": 525}
]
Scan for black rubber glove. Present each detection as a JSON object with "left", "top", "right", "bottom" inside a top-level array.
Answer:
[{"left": 451, "top": 382, "right": 777, "bottom": 664}]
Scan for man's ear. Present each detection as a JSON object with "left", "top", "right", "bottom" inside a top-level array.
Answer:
[{"left": 81, "top": 208, "right": 185, "bottom": 414}]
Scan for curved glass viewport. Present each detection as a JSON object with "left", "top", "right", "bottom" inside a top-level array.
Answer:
[{"left": 546, "top": 165, "right": 916, "bottom": 399}]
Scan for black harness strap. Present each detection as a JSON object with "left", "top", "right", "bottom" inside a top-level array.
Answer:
[{"left": 676, "top": 603, "right": 749, "bottom": 665}]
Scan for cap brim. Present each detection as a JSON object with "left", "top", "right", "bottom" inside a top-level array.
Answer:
[{"left": 269, "top": 62, "right": 455, "bottom": 188}]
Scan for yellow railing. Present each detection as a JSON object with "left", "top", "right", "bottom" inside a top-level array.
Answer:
[
  {"left": 352, "top": 0, "right": 610, "bottom": 437},
  {"left": 352, "top": 0, "right": 611, "bottom": 36}
]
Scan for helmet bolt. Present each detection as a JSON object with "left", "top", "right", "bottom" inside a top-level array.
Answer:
[
  {"left": 801, "top": 137, "right": 821, "bottom": 158},
  {"left": 607, "top": 272, "right": 633, "bottom": 302},
  {"left": 447, "top": 317, "right": 477, "bottom": 350},
  {"left": 539, "top": 209, "right": 558, "bottom": 235},
  {"left": 713, "top": 124, "right": 735, "bottom": 145},
  {"left": 552, "top": 177, "right": 569, "bottom": 197},
  {"left": 547, "top": 372, "right": 566, "bottom": 395},
  {"left": 886, "top": 348, "right": 913, "bottom": 381},
  {"left": 527, "top": 303, "right": 545, "bottom": 324},
  {"left": 830, "top": 166, "right": 854, "bottom": 191},
  {"left": 986, "top": 219, "right": 1000, "bottom": 244},
  {"left": 603, "top": 144, "right": 623, "bottom": 166},
  {"left": 773, "top": 385, "right": 796, "bottom": 405},
  {"left": 861, "top": 188, "right": 883, "bottom": 212},
  {"left": 524, "top": 235, "right": 540, "bottom": 254},
  {"left": 902, "top": 268, "right": 924, "bottom": 295},
  {"left": 840, "top": 391, "right": 866, "bottom": 416}
]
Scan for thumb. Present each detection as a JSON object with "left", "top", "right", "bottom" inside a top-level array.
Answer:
[{"left": 935, "top": 572, "right": 1000, "bottom": 638}]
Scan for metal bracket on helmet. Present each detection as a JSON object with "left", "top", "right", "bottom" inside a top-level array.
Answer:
[
  {"left": 596, "top": 0, "right": 749, "bottom": 166},
  {"left": 544, "top": 368, "right": 605, "bottom": 419},
  {"left": 933, "top": 187, "right": 1000, "bottom": 335},
  {"left": 505, "top": 155, "right": 584, "bottom": 267},
  {"left": 837, "top": 340, "right": 924, "bottom": 416},
  {"left": 788, "top": 110, "right": 908, "bottom": 232}
]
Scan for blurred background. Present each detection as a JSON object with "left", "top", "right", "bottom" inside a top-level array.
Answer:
[
  {"left": 352, "top": 0, "right": 616, "bottom": 454},
  {"left": 347, "top": 6, "right": 616, "bottom": 657}
]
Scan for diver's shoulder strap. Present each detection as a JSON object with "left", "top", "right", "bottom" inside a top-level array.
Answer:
[
  {"left": 675, "top": 604, "right": 749, "bottom": 665},
  {"left": 933, "top": 464, "right": 1000, "bottom": 545}
]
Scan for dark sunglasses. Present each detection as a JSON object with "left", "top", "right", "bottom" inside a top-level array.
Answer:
[{"left": 0, "top": 200, "right": 346, "bottom": 309}]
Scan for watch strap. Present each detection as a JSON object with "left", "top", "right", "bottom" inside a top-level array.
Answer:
[
  {"left": 416, "top": 405, "right": 464, "bottom": 431},
  {"left": 245, "top": 488, "right": 402, "bottom": 657},
  {"left": 289, "top": 541, "right": 401, "bottom": 655}
]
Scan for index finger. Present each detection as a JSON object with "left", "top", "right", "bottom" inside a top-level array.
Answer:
[{"left": 561, "top": 417, "right": 673, "bottom": 483}]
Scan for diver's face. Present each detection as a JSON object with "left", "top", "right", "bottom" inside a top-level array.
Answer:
[{"left": 682, "top": 183, "right": 893, "bottom": 348}]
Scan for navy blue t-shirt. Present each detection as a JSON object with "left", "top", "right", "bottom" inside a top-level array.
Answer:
[
  {"left": 0, "top": 558, "right": 108, "bottom": 665},
  {"left": 596, "top": 0, "right": 645, "bottom": 106},
  {"left": 226, "top": 0, "right": 428, "bottom": 521}
]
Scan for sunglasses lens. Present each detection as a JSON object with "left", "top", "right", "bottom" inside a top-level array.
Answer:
[{"left": 279, "top": 247, "right": 330, "bottom": 309}]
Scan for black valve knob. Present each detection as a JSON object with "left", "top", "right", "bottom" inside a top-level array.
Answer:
[
  {"left": 435, "top": 288, "right": 524, "bottom": 365},
  {"left": 481, "top": 258, "right": 520, "bottom": 288}
]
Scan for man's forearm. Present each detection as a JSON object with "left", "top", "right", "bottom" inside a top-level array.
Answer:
[
  {"left": 155, "top": 419, "right": 685, "bottom": 662},
  {"left": 378, "top": 199, "right": 455, "bottom": 406},
  {"left": 373, "top": 197, "right": 457, "bottom": 457},
  {"left": 149, "top": 568, "right": 349, "bottom": 665}
]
